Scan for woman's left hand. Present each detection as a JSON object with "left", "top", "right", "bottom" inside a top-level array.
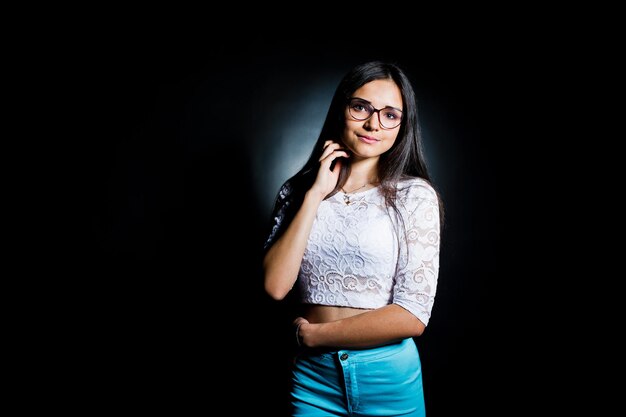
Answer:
[{"left": 293, "top": 317, "right": 310, "bottom": 347}]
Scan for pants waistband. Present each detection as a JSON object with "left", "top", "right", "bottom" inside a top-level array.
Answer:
[{"left": 299, "top": 338, "right": 413, "bottom": 362}]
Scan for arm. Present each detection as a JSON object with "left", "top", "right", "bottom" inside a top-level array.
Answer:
[
  {"left": 263, "top": 190, "right": 325, "bottom": 299},
  {"left": 263, "top": 141, "right": 348, "bottom": 300},
  {"left": 296, "top": 304, "right": 425, "bottom": 349}
]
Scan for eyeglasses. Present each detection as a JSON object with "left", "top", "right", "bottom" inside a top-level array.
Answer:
[{"left": 347, "top": 98, "right": 403, "bottom": 129}]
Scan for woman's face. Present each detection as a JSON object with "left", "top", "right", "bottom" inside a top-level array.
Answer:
[{"left": 340, "top": 79, "right": 403, "bottom": 162}]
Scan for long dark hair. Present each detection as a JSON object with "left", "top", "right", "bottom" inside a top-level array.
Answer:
[
  {"left": 294, "top": 61, "right": 438, "bottom": 209},
  {"left": 264, "top": 61, "right": 443, "bottom": 251}
]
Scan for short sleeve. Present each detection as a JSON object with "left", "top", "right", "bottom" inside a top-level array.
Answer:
[
  {"left": 392, "top": 179, "right": 441, "bottom": 326},
  {"left": 264, "top": 181, "right": 295, "bottom": 252}
]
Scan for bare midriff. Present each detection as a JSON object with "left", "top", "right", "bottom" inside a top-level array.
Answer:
[{"left": 303, "top": 304, "right": 373, "bottom": 323}]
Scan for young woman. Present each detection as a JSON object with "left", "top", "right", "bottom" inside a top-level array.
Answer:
[{"left": 263, "top": 61, "right": 443, "bottom": 417}]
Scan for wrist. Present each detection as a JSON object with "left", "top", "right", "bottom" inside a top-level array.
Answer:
[
  {"left": 304, "top": 189, "right": 327, "bottom": 204},
  {"left": 300, "top": 322, "right": 325, "bottom": 348}
]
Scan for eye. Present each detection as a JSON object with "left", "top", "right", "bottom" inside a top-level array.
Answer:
[
  {"left": 350, "top": 100, "right": 370, "bottom": 113},
  {"left": 382, "top": 109, "right": 402, "bottom": 120}
]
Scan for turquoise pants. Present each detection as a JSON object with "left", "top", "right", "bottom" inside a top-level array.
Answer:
[{"left": 291, "top": 338, "right": 425, "bottom": 416}]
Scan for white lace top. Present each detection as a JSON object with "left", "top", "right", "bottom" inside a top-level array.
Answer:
[{"left": 265, "top": 177, "right": 440, "bottom": 326}]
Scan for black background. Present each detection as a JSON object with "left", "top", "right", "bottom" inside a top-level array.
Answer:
[{"left": 81, "top": 37, "right": 498, "bottom": 415}]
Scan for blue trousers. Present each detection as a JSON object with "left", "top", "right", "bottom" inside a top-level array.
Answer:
[{"left": 291, "top": 338, "right": 425, "bottom": 416}]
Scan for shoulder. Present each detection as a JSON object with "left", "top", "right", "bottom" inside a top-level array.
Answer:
[
  {"left": 276, "top": 179, "right": 294, "bottom": 201},
  {"left": 271, "top": 176, "right": 308, "bottom": 213},
  {"left": 395, "top": 176, "right": 438, "bottom": 204},
  {"left": 394, "top": 177, "right": 441, "bottom": 228},
  {"left": 274, "top": 176, "right": 305, "bottom": 202}
]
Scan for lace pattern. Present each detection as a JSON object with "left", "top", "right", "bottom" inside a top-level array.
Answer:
[
  {"left": 389, "top": 180, "right": 441, "bottom": 325},
  {"left": 264, "top": 181, "right": 295, "bottom": 252},
  {"left": 265, "top": 178, "right": 440, "bottom": 326}
]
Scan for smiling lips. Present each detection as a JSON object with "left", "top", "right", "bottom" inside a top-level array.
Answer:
[{"left": 358, "top": 135, "right": 380, "bottom": 144}]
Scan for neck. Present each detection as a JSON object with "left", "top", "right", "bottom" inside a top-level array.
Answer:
[{"left": 346, "top": 158, "right": 379, "bottom": 188}]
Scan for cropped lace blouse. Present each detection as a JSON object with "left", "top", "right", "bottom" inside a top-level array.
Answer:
[{"left": 265, "top": 178, "right": 441, "bottom": 326}]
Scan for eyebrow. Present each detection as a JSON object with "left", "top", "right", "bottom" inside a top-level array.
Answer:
[{"left": 350, "top": 96, "right": 403, "bottom": 112}]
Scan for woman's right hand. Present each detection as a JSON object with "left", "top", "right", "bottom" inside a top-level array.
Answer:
[{"left": 310, "top": 141, "right": 349, "bottom": 197}]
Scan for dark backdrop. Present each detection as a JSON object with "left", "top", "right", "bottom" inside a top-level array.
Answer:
[{"left": 82, "top": 40, "right": 497, "bottom": 415}]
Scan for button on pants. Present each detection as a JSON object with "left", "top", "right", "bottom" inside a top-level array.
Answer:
[{"left": 291, "top": 338, "right": 425, "bottom": 416}]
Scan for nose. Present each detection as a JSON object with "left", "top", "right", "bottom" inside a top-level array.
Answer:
[{"left": 363, "top": 110, "right": 380, "bottom": 131}]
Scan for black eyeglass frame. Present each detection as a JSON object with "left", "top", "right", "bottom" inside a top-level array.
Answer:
[{"left": 346, "top": 97, "right": 403, "bottom": 129}]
